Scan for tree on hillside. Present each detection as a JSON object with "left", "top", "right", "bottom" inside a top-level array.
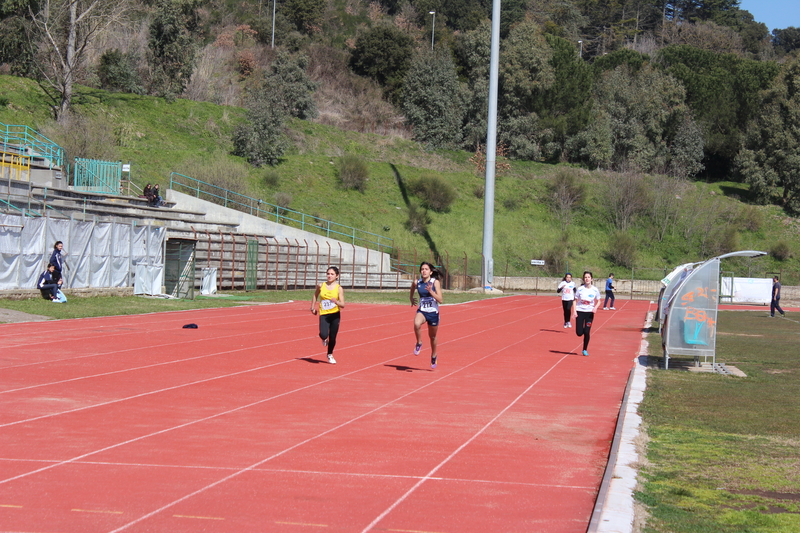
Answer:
[
  {"left": 454, "top": 19, "right": 491, "bottom": 149},
  {"left": 28, "top": 0, "right": 130, "bottom": 120},
  {"left": 147, "top": 0, "right": 200, "bottom": 99},
  {"left": 0, "top": 0, "right": 35, "bottom": 75},
  {"left": 772, "top": 27, "right": 800, "bottom": 54},
  {"left": 497, "top": 20, "right": 555, "bottom": 160},
  {"left": 568, "top": 64, "right": 704, "bottom": 176},
  {"left": 261, "top": 50, "right": 319, "bottom": 120},
  {"left": 657, "top": 44, "right": 779, "bottom": 177},
  {"left": 232, "top": 51, "right": 318, "bottom": 166},
  {"left": 735, "top": 58, "right": 800, "bottom": 211},
  {"left": 349, "top": 24, "right": 414, "bottom": 104},
  {"left": 402, "top": 49, "right": 465, "bottom": 149},
  {"left": 282, "top": 0, "right": 326, "bottom": 34}
]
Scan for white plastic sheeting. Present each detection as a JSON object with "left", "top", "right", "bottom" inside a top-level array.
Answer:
[
  {"left": 201, "top": 267, "right": 217, "bottom": 295},
  {"left": 134, "top": 265, "right": 165, "bottom": 295},
  {"left": 0, "top": 213, "right": 165, "bottom": 291},
  {"left": 720, "top": 277, "right": 771, "bottom": 305}
]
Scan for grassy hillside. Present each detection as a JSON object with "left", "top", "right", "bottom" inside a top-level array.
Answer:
[{"left": 1, "top": 75, "right": 798, "bottom": 281}]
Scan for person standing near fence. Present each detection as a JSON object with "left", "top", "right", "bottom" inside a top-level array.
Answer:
[
  {"left": 49, "top": 241, "right": 65, "bottom": 285},
  {"left": 573, "top": 271, "right": 601, "bottom": 356},
  {"left": 603, "top": 273, "right": 616, "bottom": 310},
  {"left": 311, "top": 266, "right": 345, "bottom": 364},
  {"left": 557, "top": 273, "right": 576, "bottom": 328},
  {"left": 770, "top": 276, "right": 786, "bottom": 318},
  {"left": 409, "top": 262, "right": 443, "bottom": 369}
]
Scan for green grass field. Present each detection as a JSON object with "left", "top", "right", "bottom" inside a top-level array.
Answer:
[{"left": 640, "top": 311, "right": 800, "bottom": 532}]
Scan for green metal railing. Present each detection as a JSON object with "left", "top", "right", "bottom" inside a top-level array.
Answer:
[
  {"left": 73, "top": 158, "right": 122, "bottom": 194},
  {"left": 0, "top": 122, "right": 64, "bottom": 169},
  {"left": 169, "top": 172, "right": 394, "bottom": 255}
]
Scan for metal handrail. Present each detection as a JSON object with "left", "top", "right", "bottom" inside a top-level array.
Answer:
[
  {"left": 169, "top": 172, "right": 394, "bottom": 255},
  {"left": 0, "top": 122, "right": 64, "bottom": 169}
]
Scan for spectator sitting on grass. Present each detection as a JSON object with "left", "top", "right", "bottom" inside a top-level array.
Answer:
[{"left": 37, "top": 263, "right": 62, "bottom": 301}]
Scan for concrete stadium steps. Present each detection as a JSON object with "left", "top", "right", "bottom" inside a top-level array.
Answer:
[{"left": 172, "top": 229, "right": 411, "bottom": 291}]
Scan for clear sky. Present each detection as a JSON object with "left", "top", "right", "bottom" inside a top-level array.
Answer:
[{"left": 738, "top": 0, "right": 800, "bottom": 33}]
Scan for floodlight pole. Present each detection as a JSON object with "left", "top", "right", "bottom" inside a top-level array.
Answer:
[
  {"left": 271, "top": 0, "right": 276, "bottom": 48},
  {"left": 481, "top": 0, "right": 501, "bottom": 290},
  {"left": 429, "top": 11, "right": 436, "bottom": 50}
]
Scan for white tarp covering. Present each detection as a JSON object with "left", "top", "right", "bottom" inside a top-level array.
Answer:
[
  {"left": 0, "top": 213, "right": 165, "bottom": 291},
  {"left": 201, "top": 267, "right": 217, "bottom": 295},
  {"left": 134, "top": 264, "right": 164, "bottom": 295},
  {"left": 720, "top": 277, "right": 771, "bottom": 305}
]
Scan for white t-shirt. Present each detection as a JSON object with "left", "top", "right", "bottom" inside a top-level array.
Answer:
[
  {"left": 575, "top": 285, "right": 601, "bottom": 313},
  {"left": 558, "top": 281, "right": 576, "bottom": 301}
]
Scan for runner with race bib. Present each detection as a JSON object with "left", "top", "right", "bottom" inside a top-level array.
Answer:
[
  {"left": 409, "top": 262, "right": 443, "bottom": 369},
  {"left": 572, "top": 271, "right": 602, "bottom": 357},
  {"left": 311, "top": 266, "right": 345, "bottom": 364}
]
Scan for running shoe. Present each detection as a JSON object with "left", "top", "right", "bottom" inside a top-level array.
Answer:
[
  {"left": 322, "top": 338, "right": 328, "bottom": 347},
  {"left": 582, "top": 350, "right": 589, "bottom": 357},
  {"left": 567, "top": 322, "right": 572, "bottom": 328},
  {"left": 414, "top": 342, "right": 422, "bottom": 355},
  {"left": 430, "top": 354, "right": 437, "bottom": 369},
  {"left": 610, "top": 307, "right": 616, "bottom": 310},
  {"left": 603, "top": 307, "right": 608, "bottom": 310},
  {"left": 327, "top": 354, "right": 336, "bottom": 364}
]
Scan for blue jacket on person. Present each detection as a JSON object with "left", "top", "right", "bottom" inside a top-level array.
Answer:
[
  {"left": 49, "top": 249, "right": 63, "bottom": 273},
  {"left": 37, "top": 270, "right": 56, "bottom": 288}
]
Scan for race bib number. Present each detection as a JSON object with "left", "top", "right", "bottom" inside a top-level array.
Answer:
[
  {"left": 321, "top": 299, "right": 336, "bottom": 311},
  {"left": 580, "top": 299, "right": 592, "bottom": 306},
  {"left": 420, "top": 297, "right": 437, "bottom": 313}
]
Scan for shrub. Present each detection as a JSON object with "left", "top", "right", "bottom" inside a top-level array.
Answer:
[
  {"left": 98, "top": 49, "right": 143, "bottom": 94},
  {"left": 337, "top": 154, "right": 369, "bottom": 192},
  {"left": 546, "top": 168, "right": 586, "bottom": 232},
  {"left": 263, "top": 169, "right": 280, "bottom": 188},
  {"left": 737, "top": 205, "right": 763, "bottom": 232},
  {"left": 607, "top": 230, "right": 637, "bottom": 268},
  {"left": 473, "top": 184, "right": 485, "bottom": 199},
  {"left": 274, "top": 192, "right": 292, "bottom": 215},
  {"left": 503, "top": 197, "right": 520, "bottom": 210},
  {"left": 408, "top": 174, "right": 457, "bottom": 213},
  {"left": 771, "top": 241, "right": 791, "bottom": 261},
  {"left": 405, "top": 203, "right": 430, "bottom": 235}
]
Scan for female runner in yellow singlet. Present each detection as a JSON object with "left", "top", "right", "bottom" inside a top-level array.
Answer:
[{"left": 311, "top": 266, "right": 345, "bottom": 364}]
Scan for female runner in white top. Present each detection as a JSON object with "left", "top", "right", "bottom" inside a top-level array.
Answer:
[
  {"left": 571, "top": 271, "right": 601, "bottom": 356},
  {"left": 557, "top": 273, "right": 576, "bottom": 328}
]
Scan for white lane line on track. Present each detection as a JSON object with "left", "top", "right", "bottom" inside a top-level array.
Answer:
[
  {"left": 104, "top": 307, "right": 557, "bottom": 532},
  {"left": 0, "top": 307, "right": 407, "bottom": 393},
  {"left": 0, "top": 300, "right": 552, "bottom": 493},
  {"left": 0, "top": 457, "right": 596, "bottom": 490},
  {"left": 0, "top": 296, "right": 532, "bottom": 402}
]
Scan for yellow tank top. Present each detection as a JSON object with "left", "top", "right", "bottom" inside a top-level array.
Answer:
[{"left": 318, "top": 282, "right": 340, "bottom": 315}]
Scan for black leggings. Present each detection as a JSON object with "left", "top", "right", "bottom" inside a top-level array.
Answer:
[
  {"left": 575, "top": 311, "right": 594, "bottom": 351},
  {"left": 319, "top": 312, "right": 340, "bottom": 355},
  {"left": 562, "top": 300, "right": 573, "bottom": 323}
]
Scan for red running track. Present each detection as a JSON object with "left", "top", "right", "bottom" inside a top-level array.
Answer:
[{"left": 0, "top": 295, "right": 651, "bottom": 532}]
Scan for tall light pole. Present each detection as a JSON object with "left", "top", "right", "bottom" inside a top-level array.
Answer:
[
  {"left": 429, "top": 11, "right": 436, "bottom": 50},
  {"left": 578, "top": 40, "right": 583, "bottom": 59},
  {"left": 271, "top": 0, "right": 277, "bottom": 48},
  {"left": 481, "top": 0, "right": 501, "bottom": 291}
]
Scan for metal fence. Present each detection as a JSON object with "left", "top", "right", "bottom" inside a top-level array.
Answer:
[
  {"left": 169, "top": 172, "right": 394, "bottom": 255},
  {"left": 0, "top": 122, "right": 64, "bottom": 169}
]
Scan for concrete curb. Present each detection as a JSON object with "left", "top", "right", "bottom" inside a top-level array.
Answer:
[{"left": 589, "top": 311, "right": 652, "bottom": 533}]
